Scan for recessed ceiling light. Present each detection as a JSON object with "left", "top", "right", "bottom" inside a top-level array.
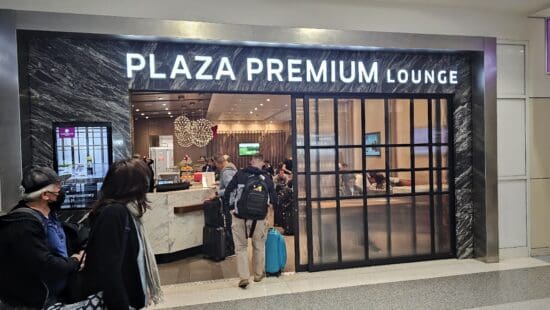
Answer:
[
  {"left": 249, "top": 111, "right": 253, "bottom": 114},
  {"left": 267, "top": 98, "right": 271, "bottom": 102},
  {"left": 135, "top": 109, "right": 140, "bottom": 112},
  {"left": 165, "top": 107, "right": 168, "bottom": 110},
  {"left": 170, "top": 115, "right": 173, "bottom": 118},
  {"left": 145, "top": 116, "right": 149, "bottom": 119},
  {"left": 168, "top": 112, "right": 171, "bottom": 115},
  {"left": 284, "top": 104, "right": 288, "bottom": 107},
  {"left": 260, "top": 103, "right": 263, "bottom": 106},
  {"left": 141, "top": 113, "right": 145, "bottom": 116},
  {"left": 158, "top": 97, "right": 162, "bottom": 100},
  {"left": 254, "top": 107, "right": 258, "bottom": 111},
  {"left": 162, "top": 103, "right": 166, "bottom": 106}
]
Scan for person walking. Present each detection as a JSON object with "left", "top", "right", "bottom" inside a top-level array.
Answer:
[
  {"left": 215, "top": 154, "right": 238, "bottom": 256},
  {"left": 80, "top": 159, "right": 163, "bottom": 309},
  {"left": 224, "top": 154, "right": 276, "bottom": 289},
  {"left": 0, "top": 166, "right": 84, "bottom": 309}
]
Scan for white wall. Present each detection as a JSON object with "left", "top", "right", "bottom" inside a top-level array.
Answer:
[
  {"left": 0, "top": 0, "right": 530, "bottom": 40},
  {"left": 527, "top": 17, "right": 550, "bottom": 256},
  {"left": 497, "top": 42, "right": 529, "bottom": 259}
]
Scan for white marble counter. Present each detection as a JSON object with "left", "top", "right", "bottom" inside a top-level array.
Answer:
[{"left": 142, "top": 185, "right": 216, "bottom": 255}]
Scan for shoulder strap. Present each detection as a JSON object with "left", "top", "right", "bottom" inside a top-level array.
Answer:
[{"left": 10, "top": 208, "right": 47, "bottom": 234}]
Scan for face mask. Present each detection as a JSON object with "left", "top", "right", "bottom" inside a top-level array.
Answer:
[{"left": 48, "top": 188, "right": 66, "bottom": 211}]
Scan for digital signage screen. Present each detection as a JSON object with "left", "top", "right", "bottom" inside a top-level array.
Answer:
[{"left": 239, "top": 143, "right": 260, "bottom": 156}]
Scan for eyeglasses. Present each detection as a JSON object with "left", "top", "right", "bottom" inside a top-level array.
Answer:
[{"left": 46, "top": 191, "right": 60, "bottom": 196}]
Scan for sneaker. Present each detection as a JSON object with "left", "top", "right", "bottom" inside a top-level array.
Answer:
[
  {"left": 238, "top": 279, "right": 249, "bottom": 289},
  {"left": 253, "top": 274, "right": 265, "bottom": 282}
]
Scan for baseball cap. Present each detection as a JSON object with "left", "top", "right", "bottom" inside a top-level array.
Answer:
[{"left": 21, "top": 166, "right": 69, "bottom": 194}]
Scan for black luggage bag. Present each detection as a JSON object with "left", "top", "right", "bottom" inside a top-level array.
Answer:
[
  {"left": 282, "top": 207, "right": 294, "bottom": 236},
  {"left": 203, "top": 198, "right": 225, "bottom": 228},
  {"left": 156, "top": 181, "right": 190, "bottom": 192},
  {"left": 203, "top": 226, "right": 226, "bottom": 261}
]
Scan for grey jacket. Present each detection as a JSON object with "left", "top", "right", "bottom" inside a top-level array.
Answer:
[{"left": 218, "top": 163, "right": 237, "bottom": 196}]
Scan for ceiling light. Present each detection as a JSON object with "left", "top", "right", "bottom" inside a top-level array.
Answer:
[
  {"left": 284, "top": 104, "right": 288, "bottom": 107},
  {"left": 254, "top": 107, "right": 258, "bottom": 111},
  {"left": 165, "top": 107, "right": 168, "bottom": 110},
  {"left": 168, "top": 112, "right": 171, "bottom": 115},
  {"left": 249, "top": 111, "right": 253, "bottom": 114},
  {"left": 163, "top": 103, "right": 166, "bottom": 106},
  {"left": 260, "top": 103, "right": 263, "bottom": 106},
  {"left": 141, "top": 113, "right": 145, "bottom": 116},
  {"left": 145, "top": 116, "right": 149, "bottom": 119},
  {"left": 170, "top": 115, "right": 173, "bottom": 118},
  {"left": 135, "top": 109, "right": 140, "bottom": 112},
  {"left": 267, "top": 98, "right": 271, "bottom": 102},
  {"left": 158, "top": 96, "right": 162, "bottom": 100}
]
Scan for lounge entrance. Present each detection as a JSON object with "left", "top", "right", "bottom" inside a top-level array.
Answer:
[{"left": 292, "top": 95, "right": 455, "bottom": 271}]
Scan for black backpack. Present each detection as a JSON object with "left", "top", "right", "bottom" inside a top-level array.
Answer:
[{"left": 237, "top": 173, "right": 270, "bottom": 220}]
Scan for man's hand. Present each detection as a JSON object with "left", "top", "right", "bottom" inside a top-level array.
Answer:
[{"left": 71, "top": 250, "right": 85, "bottom": 271}]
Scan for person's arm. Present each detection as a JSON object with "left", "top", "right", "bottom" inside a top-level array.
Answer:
[
  {"left": 218, "top": 169, "right": 237, "bottom": 197},
  {"left": 14, "top": 221, "right": 80, "bottom": 282},
  {"left": 266, "top": 177, "right": 277, "bottom": 208},
  {"left": 223, "top": 171, "right": 240, "bottom": 210},
  {"left": 93, "top": 205, "right": 131, "bottom": 309},
  {"left": 281, "top": 164, "right": 291, "bottom": 174}
]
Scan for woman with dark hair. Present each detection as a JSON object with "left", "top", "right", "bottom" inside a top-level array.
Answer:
[{"left": 80, "top": 159, "right": 163, "bottom": 309}]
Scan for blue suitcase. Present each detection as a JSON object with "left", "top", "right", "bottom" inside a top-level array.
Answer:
[{"left": 265, "top": 228, "right": 287, "bottom": 276}]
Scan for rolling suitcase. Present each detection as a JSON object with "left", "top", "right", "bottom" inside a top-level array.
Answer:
[
  {"left": 282, "top": 208, "right": 294, "bottom": 236},
  {"left": 265, "top": 228, "right": 287, "bottom": 277},
  {"left": 203, "top": 198, "right": 225, "bottom": 228},
  {"left": 203, "top": 226, "right": 226, "bottom": 261}
]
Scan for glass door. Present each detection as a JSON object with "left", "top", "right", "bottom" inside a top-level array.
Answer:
[{"left": 292, "top": 95, "right": 455, "bottom": 272}]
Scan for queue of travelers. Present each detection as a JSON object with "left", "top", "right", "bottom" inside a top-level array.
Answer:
[
  {"left": 0, "top": 152, "right": 293, "bottom": 308},
  {"left": 0, "top": 159, "right": 163, "bottom": 309}
]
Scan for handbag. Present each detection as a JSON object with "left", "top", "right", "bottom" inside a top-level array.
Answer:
[{"left": 47, "top": 292, "right": 104, "bottom": 310}]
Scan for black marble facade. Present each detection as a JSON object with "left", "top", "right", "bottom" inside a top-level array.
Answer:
[{"left": 19, "top": 33, "right": 473, "bottom": 258}]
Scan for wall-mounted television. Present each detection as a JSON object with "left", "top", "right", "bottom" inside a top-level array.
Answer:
[
  {"left": 365, "top": 132, "right": 381, "bottom": 156},
  {"left": 239, "top": 143, "right": 260, "bottom": 156}
]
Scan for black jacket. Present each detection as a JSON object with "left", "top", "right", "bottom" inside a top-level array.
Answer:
[
  {"left": 82, "top": 203, "right": 145, "bottom": 310},
  {"left": 223, "top": 166, "right": 277, "bottom": 214},
  {"left": 0, "top": 201, "right": 80, "bottom": 308}
]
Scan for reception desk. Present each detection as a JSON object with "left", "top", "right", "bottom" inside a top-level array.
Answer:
[{"left": 142, "top": 185, "right": 216, "bottom": 260}]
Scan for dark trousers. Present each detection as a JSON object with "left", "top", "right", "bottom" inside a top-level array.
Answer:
[{"left": 222, "top": 202, "right": 235, "bottom": 255}]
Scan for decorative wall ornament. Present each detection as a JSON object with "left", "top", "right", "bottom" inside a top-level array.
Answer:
[{"left": 174, "top": 115, "right": 214, "bottom": 147}]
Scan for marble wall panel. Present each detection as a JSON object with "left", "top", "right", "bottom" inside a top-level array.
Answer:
[{"left": 20, "top": 33, "right": 473, "bottom": 258}]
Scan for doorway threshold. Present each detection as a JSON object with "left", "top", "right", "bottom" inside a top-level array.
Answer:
[{"left": 152, "top": 257, "right": 548, "bottom": 309}]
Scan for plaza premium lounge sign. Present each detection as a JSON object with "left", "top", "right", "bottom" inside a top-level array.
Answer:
[{"left": 126, "top": 53, "right": 458, "bottom": 85}]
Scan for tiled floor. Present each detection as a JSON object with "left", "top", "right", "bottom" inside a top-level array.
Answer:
[
  {"left": 158, "top": 229, "right": 295, "bottom": 285},
  {"left": 153, "top": 256, "right": 550, "bottom": 309}
]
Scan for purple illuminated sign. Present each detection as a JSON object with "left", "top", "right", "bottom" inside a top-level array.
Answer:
[
  {"left": 547, "top": 19, "right": 550, "bottom": 73},
  {"left": 59, "top": 127, "right": 75, "bottom": 138}
]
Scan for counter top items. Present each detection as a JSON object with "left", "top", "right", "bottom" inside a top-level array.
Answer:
[{"left": 155, "top": 181, "right": 190, "bottom": 192}]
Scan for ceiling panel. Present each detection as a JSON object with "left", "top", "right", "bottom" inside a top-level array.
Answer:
[{"left": 130, "top": 92, "right": 291, "bottom": 122}]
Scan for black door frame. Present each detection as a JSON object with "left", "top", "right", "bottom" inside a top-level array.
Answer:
[{"left": 291, "top": 93, "right": 456, "bottom": 272}]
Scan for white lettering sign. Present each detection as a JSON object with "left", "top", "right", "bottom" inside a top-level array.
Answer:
[{"left": 125, "top": 53, "right": 458, "bottom": 86}]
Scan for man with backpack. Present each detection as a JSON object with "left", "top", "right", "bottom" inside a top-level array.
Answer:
[
  {"left": 224, "top": 154, "right": 276, "bottom": 289},
  {"left": 0, "top": 166, "right": 84, "bottom": 308}
]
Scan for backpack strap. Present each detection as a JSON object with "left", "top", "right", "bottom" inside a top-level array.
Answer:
[
  {"left": 248, "top": 220, "right": 257, "bottom": 239},
  {"left": 10, "top": 207, "right": 47, "bottom": 235}
]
